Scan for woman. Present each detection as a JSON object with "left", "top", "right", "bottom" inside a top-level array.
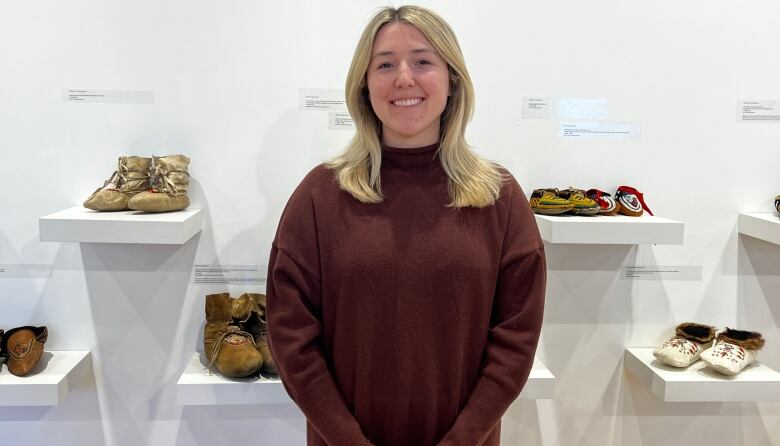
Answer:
[{"left": 267, "top": 5, "right": 545, "bottom": 446}]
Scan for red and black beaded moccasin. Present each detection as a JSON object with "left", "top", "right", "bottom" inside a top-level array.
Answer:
[
  {"left": 586, "top": 189, "right": 620, "bottom": 216},
  {"left": 615, "top": 186, "right": 653, "bottom": 217}
]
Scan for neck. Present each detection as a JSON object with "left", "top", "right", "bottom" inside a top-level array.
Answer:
[
  {"left": 380, "top": 142, "right": 440, "bottom": 169},
  {"left": 381, "top": 136, "right": 439, "bottom": 148},
  {"left": 381, "top": 126, "right": 440, "bottom": 148}
]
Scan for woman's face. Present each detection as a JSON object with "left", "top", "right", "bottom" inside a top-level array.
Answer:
[{"left": 367, "top": 22, "right": 450, "bottom": 148}]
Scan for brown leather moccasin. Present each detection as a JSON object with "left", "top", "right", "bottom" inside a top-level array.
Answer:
[{"left": 2, "top": 326, "right": 48, "bottom": 376}]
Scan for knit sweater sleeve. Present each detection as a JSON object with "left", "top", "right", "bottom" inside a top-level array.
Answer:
[
  {"left": 437, "top": 176, "right": 546, "bottom": 446},
  {"left": 266, "top": 168, "right": 372, "bottom": 446}
]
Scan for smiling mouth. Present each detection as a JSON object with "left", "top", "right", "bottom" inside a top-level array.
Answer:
[{"left": 392, "top": 97, "right": 424, "bottom": 107}]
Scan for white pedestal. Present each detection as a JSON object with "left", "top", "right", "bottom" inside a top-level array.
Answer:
[
  {"left": 0, "top": 351, "right": 92, "bottom": 406},
  {"left": 39, "top": 206, "right": 202, "bottom": 244},
  {"left": 177, "top": 353, "right": 556, "bottom": 405},
  {"left": 624, "top": 348, "right": 780, "bottom": 402},
  {"left": 738, "top": 212, "right": 780, "bottom": 246},
  {"left": 534, "top": 215, "right": 684, "bottom": 245}
]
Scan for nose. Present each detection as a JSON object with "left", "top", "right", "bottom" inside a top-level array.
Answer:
[{"left": 394, "top": 62, "right": 415, "bottom": 88}]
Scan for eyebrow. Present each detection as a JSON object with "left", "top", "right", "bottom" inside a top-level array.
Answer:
[{"left": 371, "top": 48, "right": 433, "bottom": 60}]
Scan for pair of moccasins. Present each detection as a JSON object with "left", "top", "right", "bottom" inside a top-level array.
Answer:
[
  {"left": 590, "top": 186, "right": 653, "bottom": 217},
  {"left": 83, "top": 155, "right": 191, "bottom": 213},
  {"left": 530, "top": 186, "right": 653, "bottom": 217},
  {"left": 204, "top": 293, "right": 277, "bottom": 378},
  {"left": 530, "top": 188, "right": 601, "bottom": 215},
  {"left": 0, "top": 326, "right": 48, "bottom": 377},
  {"left": 653, "top": 323, "right": 765, "bottom": 375}
]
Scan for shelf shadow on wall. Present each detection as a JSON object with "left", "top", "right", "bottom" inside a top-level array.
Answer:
[
  {"left": 593, "top": 358, "right": 775, "bottom": 444},
  {"left": 738, "top": 234, "right": 780, "bottom": 324},
  {"left": 500, "top": 399, "right": 544, "bottom": 445},
  {"left": 79, "top": 236, "right": 199, "bottom": 446},
  {"left": 536, "top": 242, "right": 693, "bottom": 443},
  {"left": 542, "top": 243, "right": 639, "bottom": 325},
  {"left": 0, "top": 232, "right": 105, "bottom": 444},
  {"left": 0, "top": 230, "right": 73, "bottom": 328},
  {"left": 173, "top": 404, "right": 305, "bottom": 446},
  {"left": 540, "top": 243, "right": 645, "bottom": 381},
  {"left": 737, "top": 234, "right": 780, "bottom": 372},
  {"left": 0, "top": 231, "right": 38, "bottom": 328}
]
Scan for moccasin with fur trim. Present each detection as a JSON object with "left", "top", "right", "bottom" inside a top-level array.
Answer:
[
  {"left": 700, "top": 328, "right": 765, "bottom": 375},
  {"left": 653, "top": 323, "right": 716, "bottom": 367}
]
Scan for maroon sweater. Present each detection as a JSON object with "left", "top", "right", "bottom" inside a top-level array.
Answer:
[{"left": 267, "top": 144, "right": 546, "bottom": 446}]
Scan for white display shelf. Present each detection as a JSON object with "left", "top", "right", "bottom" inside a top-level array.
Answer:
[
  {"left": 738, "top": 212, "right": 780, "bottom": 246},
  {"left": 176, "top": 352, "right": 291, "bottom": 406},
  {"left": 521, "top": 358, "right": 556, "bottom": 399},
  {"left": 0, "top": 351, "right": 92, "bottom": 406},
  {"left": 39, "top": 206, "right": 202, "bottom": 244},
  {"left": 534, "top": 215, "right": 684, "bottom": 245},
  {"left": 177, "top": 353, "right": 555, "bottom": 405},
  {"left": 624, "top": 348, "right": 780, "bottom": 402}
]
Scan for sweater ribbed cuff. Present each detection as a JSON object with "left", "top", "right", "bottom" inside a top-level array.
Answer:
[
  {"left": 441, "top": 377, "right": 515, "bottom": 446},
  {"left": 303, "top": 376, "right": 372, "bottom": 445}
]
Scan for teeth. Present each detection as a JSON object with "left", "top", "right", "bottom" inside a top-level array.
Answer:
[{"left": 393, "top": 98, "right": 422, "bottom": 107}]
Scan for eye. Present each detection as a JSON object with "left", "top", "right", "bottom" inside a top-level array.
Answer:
[
  {"left": 417, "top": 59, "right": 432, "bottom": 65},
  {"left": 377, "top": 62, "right": 393, "bottom": 69}
]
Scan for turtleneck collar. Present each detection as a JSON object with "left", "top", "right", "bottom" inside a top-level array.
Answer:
[{"left": 381, "top": 142, "right": 440, "bottom": 169}]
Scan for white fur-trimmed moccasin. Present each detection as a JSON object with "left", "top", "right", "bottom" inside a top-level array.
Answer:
[
  {"left": 653, "top": 322, "right": 716, "bottom": 367},
  {"left": 700, "top": 328, "right": 765, "bottom": 375}
]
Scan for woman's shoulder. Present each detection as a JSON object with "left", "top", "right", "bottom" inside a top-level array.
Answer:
[
  {"left": 277, "top": 164, "right": 340, "bottom": 234},
  {"left": 290, "top": 163, "right": 336, "bottom": 190},
  {"left": 493, "top": 164, "right": 526, "bottom": 203},
  {"left": 288, "top": 163, "right": 342, "bottom": 202},
  {"left": 299, "top": 163, "right": 336, "bottom": 186}
]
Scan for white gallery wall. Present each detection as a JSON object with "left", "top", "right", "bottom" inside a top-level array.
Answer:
[{"left": 1, "top": 0, "right": 779, "bottom": 444}]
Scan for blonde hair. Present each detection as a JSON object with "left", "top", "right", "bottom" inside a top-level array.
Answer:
[{"left": 325, "top": 5, "right": 504, "bottom": 208}]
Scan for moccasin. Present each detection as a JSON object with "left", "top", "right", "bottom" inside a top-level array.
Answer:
[
  {"left": 586, "top": 189, "right": 620, "bottom": 216},
  {"left": 128, "top": 155, "right": 190, "bottom": 213},
  {"left": 204, "top": 293, "right": 263, "bottom": 378},
  {"left": 233, "top": 293, "right": 277, "bottom": 375},
  {"left": 529, "top": 189, "right": 573, "bottom": 215},
  {"left": 208, "top": 326, "right": 263, "bottom": 378},
  {"left": 700, "top": 328, "right": 765, "bottom": 375},
  {"left": 558, "top": 188, "right": 600, "bottom": 216},
  {"left": 653, "top": 323, "right": 716, "bottom": 367},
  {"left": 249, "top": 293, "right": 278, "bottom": 375},
  {"left": 615, "top": 186, "right": 654, "bottom": 217},
  {"left": 84, "top": 156, "right": 151, "bottom": 211},
  {"left": 2, "top": 326, "right": 48, "bottom": 376}
]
